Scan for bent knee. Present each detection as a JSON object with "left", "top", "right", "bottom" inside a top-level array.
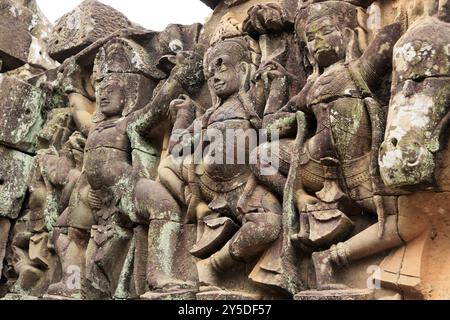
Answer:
[
  {"left": 243, "top": 212, "right": 282, "bottom": 243},
  {"left": 134, "top": 179, "right": 181, "bottom": 221}
]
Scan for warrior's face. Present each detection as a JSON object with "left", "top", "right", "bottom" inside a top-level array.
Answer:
[
  {"left": 97, "top": 77, "right": 125, "bottom": 118},
  {"left": 305, "top": 17, "right": 345, "bottom": 68},
  {"left": 207, "top": 53, "right": 241, "bottom": 99}
]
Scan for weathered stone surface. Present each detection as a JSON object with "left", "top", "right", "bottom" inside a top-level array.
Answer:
[
  {"left": 0, "top": 75, "right": 45, "bottom": 153},
  {"left": 0, "top": 146, "right": 34, "bottom": 219},
  {"left": 1, "top": 293, "right": 39, "bottom": 300},
  {"left": 0, "top": 218, "right": 11, "bottom": 275},
  {"left": 294, "top": 289, "right": 375, "bottom": 300},
  {"left": 48, "top": 0, "right": 135, "bottom": 62},
  {"left": 1, "top": 0, "right": 52, "bottom": 41},
  {"left": 0, "top": 21, "right": 32, "bottom": 72},
  {"left": 0, "top": 0, "right": 55, "bottom": 72},
  {"left": 3, "top": 0, "right": 450, "bottom": 302},
  {"left": 196, "top": 290, "right": 262, "bottom": 300},
  {"left": 141, "top": 289, "right": 197, "bottom": 300}
]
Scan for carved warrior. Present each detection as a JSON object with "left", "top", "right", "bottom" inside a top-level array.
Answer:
[
  {"left": 253, "top": 0, "right": 406, "bottom": 294},
  {"left": 252, "top": 1, "right": 370, "bottom": 198},
  {"left": 4, "top": 0, "right": 450, "bottom": 301},
  {"left": 8, "top": 131, "right": 84, "bottom": 297},
  {"left": 45, "top": 35, "right": 205, "bottom": 299},
  {"left": 141, "top": 17, "right": 289, "bottom": 298}
]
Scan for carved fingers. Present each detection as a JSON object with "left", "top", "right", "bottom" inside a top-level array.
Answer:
[
  {"left": 171, "top": 51, "right": 204, "bottom": 91},
  {"left": 243, "top": 3, "right": 287, "bottom": 36},
  {"left": 256, "top": 60, "right": 289, "bottom": 80}
]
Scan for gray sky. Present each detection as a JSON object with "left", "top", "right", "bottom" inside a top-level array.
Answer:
[{"left": 36, "top": 0, "right": 212, "bottom": 31}]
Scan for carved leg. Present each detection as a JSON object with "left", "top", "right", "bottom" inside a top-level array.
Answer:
[
  {"left": 46, "top": 227, "right": 88, "bottom": 299},
  {"left": 312, "top": 204, "right": 429, "bottom": 289},
  {"left": 46, "top": 173, "right": 95, "bottom": 299},
  {"left": 12, "top": 259, "right": 44, "bottom": 295},
  {"left": 250, "top": 141, "right": 292, "bottom": 197},
  {"left": 135, "top": 179, "right": 197, "bottom": 299},
  {"left": 196, "top": 241, "right": 238, "bottom": 288},
  {"left": 198, "top": 185, "right": 282, "bottom": 289},
  {"left": 85, "top": 224, "right": 133, "bottom": 299},
  {"left": 157, "top": 155, "right": 191, "bottom": 205},
  {"left": 10, "top": 244, "right": 44, "bottom": 295}
]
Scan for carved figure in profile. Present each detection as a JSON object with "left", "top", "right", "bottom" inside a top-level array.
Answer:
[
  {"left": 255, "top": 1, "right": 406, "bottom": 294},
  {"left": 251, "top": 1, "right": 370, "bottom": 200},
  {"left": 46, "top": 36, "right": 204, "bottom": 298},
  {"left": 372, "top": 0, "right": 450, "bottom": 298},
  {"left": 7, "top": 129, "right": 85, "bottom": 298},
  {"left": 140, "top": 20, "right": 289, "bottom": 297}
]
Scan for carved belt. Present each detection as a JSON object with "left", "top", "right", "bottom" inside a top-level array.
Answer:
[
  {"left": 198, "top": 170, "right": 251, "bottom": 202},
  {"left": 300, "top": 148, "right": 372, "bottom": 191}
]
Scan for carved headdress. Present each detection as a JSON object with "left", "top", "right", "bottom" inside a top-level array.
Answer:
[
  {"left": 203, "top": 13, "right": 262, "bottom": 127},
  {"left": 204, "top": 14, "right": 261, "bottom": 83},
  {"left": 93, "top": 37, "right": 164, "bottom": 81},
  {"left": 295, "top": 0, "right": 369, "bottom": 62},
  {"left": 92, "top": 37, "right": 154, "bottom": 122}
]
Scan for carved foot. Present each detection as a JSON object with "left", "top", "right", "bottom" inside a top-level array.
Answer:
[
  {"left": 140, "top": 279, "right": 197, "bottom": 300},
  {"left": 311, "top": 250, "right": 348, "bottom": 290},
  {"left": 143, "top": 274, "right": 197, "bottom": 300},
  {"left": 12, "top": 265, "right": 44, "bottom": 294},
  {"left": 294, "top": 190, "right": 319, "bottom": 212},
  {"left": 46, "top": 281, "right": 82, "bottom": 300},
  {"left": 196, "top": 258, "right": 220, "bottom": 288}
]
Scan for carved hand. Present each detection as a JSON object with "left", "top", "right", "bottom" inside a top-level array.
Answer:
[
  {"left": 256, "top": 60, "right": 290, "bottom": 81},
  {"left": 169, "top": 94, "right": 198, "bottom": 122},
  {"left": 243, "top": 3, "right": 288, "bottom": 35},
  {"left": 170, "top": 51, "right": 204, "bottom": 93}
]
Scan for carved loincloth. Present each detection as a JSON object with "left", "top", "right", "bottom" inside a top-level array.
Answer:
[{"left": 299, "top": 147, "right": 373, "bottom": 201}]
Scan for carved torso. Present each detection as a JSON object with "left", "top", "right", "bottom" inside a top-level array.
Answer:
[
  {"left": 200, "top": 96, "right": 253, "bottom": 183},
  {"left": 299, "top": 63, "right": 373, "bottom": 197},
  {"left": 84, "top": 119, "right": 132, "bottom": 190}
]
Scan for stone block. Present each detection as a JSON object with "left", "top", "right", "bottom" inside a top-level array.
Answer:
[
  {"left": 48, "top": 0, "right": 133, "bottom": 62},
  {"left": 0, "top": 22, "right": 32, "bottom": 71},
  {"left": 0, "top": 75, "right": 45, "bottom": 153},
  {"left": 0, "top": 145, "right": 35, "bottom": 219}
]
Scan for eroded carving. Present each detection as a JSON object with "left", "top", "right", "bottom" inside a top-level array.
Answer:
[{"left": 1, "top": 0, "right": 450, "bottom": 301}]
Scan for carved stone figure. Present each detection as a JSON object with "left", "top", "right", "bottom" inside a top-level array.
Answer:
[
  {"left": 145, "top": 21, "right": 289, "bottom": 298},
  {"left": 7, "top": 132, "right": 84, "bottom": 298},
  {"left": 254, "top": 1, "right": 405, "bottom": 298},
  {"left": 4, "top": 0, "right": 450, "bottom": 301}
]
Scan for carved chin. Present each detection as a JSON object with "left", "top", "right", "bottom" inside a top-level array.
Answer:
[
  {"left": 315, "top": 50, "right": 340, "bottom": 67},
  {"left": 214, "top": 88, "right": 233, "bottom": 99}
]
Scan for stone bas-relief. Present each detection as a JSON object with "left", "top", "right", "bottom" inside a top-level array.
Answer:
[{"left": 1, "top": 0, "right": 450, "bottom": 301}]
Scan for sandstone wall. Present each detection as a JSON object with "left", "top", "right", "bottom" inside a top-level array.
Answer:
[{"left": 1, "top": 0, "right": 449, "bottom": 301}]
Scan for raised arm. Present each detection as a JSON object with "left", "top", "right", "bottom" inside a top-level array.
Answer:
[
  {"left": 131, "top": 51, "right": 204, "bottom": 136},
  {"left": 351, "top": 22, "right": 403, "bottom": 94}
]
